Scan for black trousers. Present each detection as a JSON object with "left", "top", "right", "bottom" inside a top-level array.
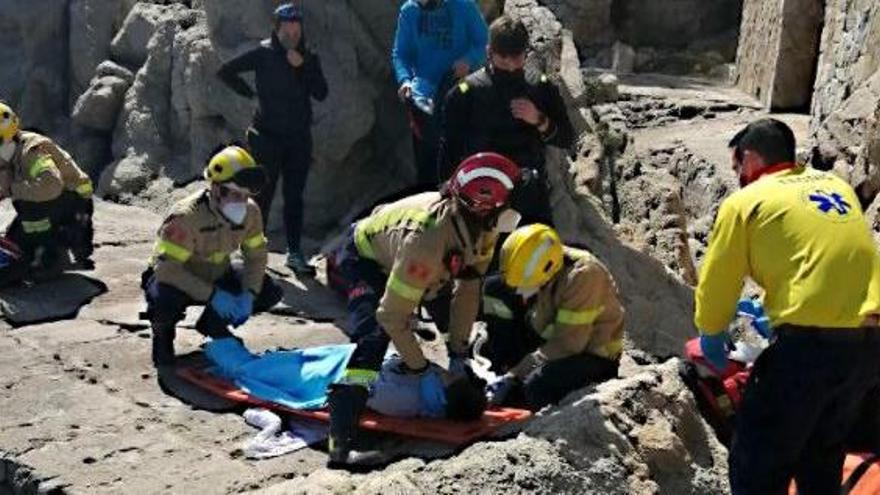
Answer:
[
  {"left": 247, "top": 127, "right": 312, "bottom": 253},
  {"left": 7, "top": 197, "right": 61, "bottom": 266},
  {"left": 408, "top": 104, "right": 442, "bottom": 188},
  {"left": 730, "top": 325, "right": 880, "bottom": 495},
  {"left": 481, "top": 275, "right": 618, "bottom": 410},
  {"left": 142, "top": 269, "right": 283, "bottom": 365},
  {"left": 54, "top": 191, "right": 94, "bottom": 262}
]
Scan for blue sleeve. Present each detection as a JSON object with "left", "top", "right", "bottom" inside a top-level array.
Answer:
[
  {"left": 391, "top": 7, "right": 416, "bottom": 85},
  {"left": 462, "top": 2, "right": 488, "bottom": 69}
]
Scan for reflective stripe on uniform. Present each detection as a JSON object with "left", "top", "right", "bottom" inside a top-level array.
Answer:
[
  {"left": 155, "top": 240, "right": 192, "bottom": 263},
  {"left": 458, "top": 82, "right": 470, "bottom": 93},
  {"left": 354, "top": 208, "right": 436, "bottom": 260},
  {"left": 338, "top": 368, "right": 379, "bottom": 387},
  {"left": 28, "top": 155, "right": 56, "bottom": 178},
  {"left": 598, "top": 339, "right": 623, "bottom": 359},
  {"left": 21, "top": 218, "right": 51, "bottom": 233},
  {"left": 207, "top": 251, "right": 228, "bottom": 264},
  {"left": 483, "top": 296, "right": 514, "bottom": 320},
  {"left": 387, "top": 273, "right": 425, "bottom": 302},
  {"left": 242, "top": 233, "right": 266, "bottom": 250},
  {"left": 354, "top": 222, "right": 376, "bottom": 260},
  {"left": 75, "top": 181, "right": 94, "bottom": 197},
  {"left": 556, "top": 306, "right": 604, "bottom": 326}
]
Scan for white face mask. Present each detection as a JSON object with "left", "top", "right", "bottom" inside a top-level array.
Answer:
[
  {"left": 496, "top": 209, "right": 522, "bottom": 234},
  {"left": 516, "top": 286, "right": 539, "bottom": 300},
  {"left": 0, "top": 141, "right": 15, "bottom": 162},
  {"left": 220, "top": 201, "right": 248, "bottom": 225}
]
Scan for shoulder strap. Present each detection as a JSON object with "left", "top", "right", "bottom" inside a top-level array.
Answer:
[{"left": 842, "top": 454, "right": 880, "bottom": 494}]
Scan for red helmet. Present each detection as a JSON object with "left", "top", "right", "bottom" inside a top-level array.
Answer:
[{"left": 447, "top": 152, "right": 521, "bottom": 216}]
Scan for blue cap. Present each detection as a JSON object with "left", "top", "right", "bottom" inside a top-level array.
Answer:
[{"left": 274, "top": 3, "right": 303, "bottom": 22}]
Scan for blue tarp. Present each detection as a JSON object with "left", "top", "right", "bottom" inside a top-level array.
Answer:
[{"left": 204, "top": 338, "right": 355, "bottom": 410}]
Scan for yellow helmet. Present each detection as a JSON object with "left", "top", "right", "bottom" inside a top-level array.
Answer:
[
  {"left": 500, "top": 224, "right": 564, "bottom": 289},
  {"left": 0, "top": 102, "right": 20, "bottom": 144},
  {"left": 204, "top": 145, "right": 265, "bottom": 194}
]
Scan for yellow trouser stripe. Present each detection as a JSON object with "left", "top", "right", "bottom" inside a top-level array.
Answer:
[
  {"left": 243, "top": 233, "right": 267, "bottom": 250},
  {"left": 557, "top": 306, "right": 604, "bottom": 326},
  {"left": 483, "top": 296, "right": 514, "bottom": 320},
  {"left": 156, "top": 240, "right": 192, "bottom": 263},
  {"left": 338, "top": 368, "right": 379, "bottom": 387},
  {"left": 28, "top": 155, "right": 56, "bottom": 179},
  {"left": 75, "top": 181, "right": 94, "bottom": 197},
  {"left": 387, "top": 274, "right": 425, "bottom": 302},
  {"left": 22, "top": 218, "right": 51, "bottom": 233}
]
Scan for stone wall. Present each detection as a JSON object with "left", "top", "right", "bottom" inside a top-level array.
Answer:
[{"left": 811, "top": 0, "right": 880, "bottom": 131}]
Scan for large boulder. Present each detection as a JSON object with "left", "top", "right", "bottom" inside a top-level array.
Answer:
[
  {"left": 72, "top": 62, "right": 135, "bottom": 132},
  {"left": 0, "top": 0, "right": 69, "bottom": 133},
  {"left": 69, "top": 0, "right": 137, "bottom": 100},
  {"left": 256, "top": 360, "right": 730, "bottom": 494},
  {"left": 110, "top": 2, "right": 195, "bottom": 68}
]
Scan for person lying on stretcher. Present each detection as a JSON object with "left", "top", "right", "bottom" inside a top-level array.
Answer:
[{"left": 203, "top": 337, "right": 488, "bottom": 421}]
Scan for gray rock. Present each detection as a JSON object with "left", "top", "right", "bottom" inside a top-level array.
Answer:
[
  {"left": 613, "top": 41, "right": 636, "bottom": 74},
  {"left": 95, "top": 60, "right": 135, "bottom": 82},
  {"left": 110, "top": 2, "right": 194, "bottom": 68},
  {"left": 72, "top": 75, "right": 132, "bottom": 131},
  {"left": 0, "top": 0, "right": 69, "bottom": 133},
  {"left": 69, "top": 0, "right": 126, "bottom": 100}
]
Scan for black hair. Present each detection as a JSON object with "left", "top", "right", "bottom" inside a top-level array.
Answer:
[
  {"left": 728, "top": 118, "right": 796, "bottom": 165},
  {"left": 489, "top": 15, "right": 529, "bottom": 56},
  {"left": 444, "top": 368, "right": 488, "bottom": 421}
]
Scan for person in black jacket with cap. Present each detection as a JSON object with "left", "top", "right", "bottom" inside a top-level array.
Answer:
[
  {"left": 440, "top": 15, "right": 574, "bottom": 226},
  {"left": 217, "top": 3, "right": 328, "bottom": 276}
]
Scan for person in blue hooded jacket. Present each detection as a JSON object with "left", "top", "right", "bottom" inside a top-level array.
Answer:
[{"left": 391, "top": 0, "right": 489, "bottom": 187}]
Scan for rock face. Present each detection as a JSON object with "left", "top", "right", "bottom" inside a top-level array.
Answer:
[
  {"left": 0, "top": 0, "right": 69, "bottom": 134},
  {"left": 811, "top": 0, "right": 880, "bottom": 133},
  {"left": 735, "top": 0, "right": 824, "bottom": 111},
  {"left": 543, "top": 0, "right": 742, "bottom": 75},
  {"left": 255, "top": 360, "right": 730, "bottom": 495},
  {"left": 72, "top": 62, "right": 135, "bottom": 131}
]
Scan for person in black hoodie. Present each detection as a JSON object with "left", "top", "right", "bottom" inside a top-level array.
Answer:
[{"left": 217, "top": 3, "right": 328, "bottom": 276}]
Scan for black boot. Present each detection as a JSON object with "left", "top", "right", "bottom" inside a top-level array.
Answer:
[
  {"left": 151, "top": 321, "right": 177, "bottom": 367},
  {"left": 327, "top": 383, "right": 394, "bottom": 469},
  {"left": 327, "top": 384, "right": 367, "bottom": 464}
]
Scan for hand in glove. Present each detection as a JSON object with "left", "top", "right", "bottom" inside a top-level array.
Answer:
[
  {"left": 700, "top": 332, "right": 730, "bottom": 372},
  {"left": 737, "top": 298, "right": 772, "bottom": 339},
  {"left": 210, "top": 288, "right": 240, "bottom": 321},
  {"left": 486, "top": 373, "right": 518, "bottom": 406},
  {"left": 231, "top": 290, "right": 256, "bottom": 327}
]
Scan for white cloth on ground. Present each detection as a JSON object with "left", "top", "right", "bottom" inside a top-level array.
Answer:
[{"left": 242, "top": 408, "right": 328, "bottom": 460}]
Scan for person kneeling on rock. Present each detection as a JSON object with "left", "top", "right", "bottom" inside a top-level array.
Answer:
[
  {"left": 141, "top": 145, "right": 282, "bottom": 370},
  {"left": 0, "top": 101, "right": 96, "bottom": 278},
  {"left": 480, "top": 224, "right": 624, "bottom": 411}
]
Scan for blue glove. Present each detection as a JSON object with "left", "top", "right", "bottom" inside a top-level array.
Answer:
[
  {"left": 231, "top": 291, "right": 255, "bottom": 327},
  {"left": 487, "top": 374, "right": 518, "bottom": 406},
  {"left": 700, "top": 333, "right": 730, "bottom": 371},
  {"left": 210, "top": 288, "right": 239, "bottom": 321},
  {"left": 419, "top": 368, "right": 447, "bottom": 418},
  {"left": 737, "top": 298, "right": 772, "bottom": 339}
]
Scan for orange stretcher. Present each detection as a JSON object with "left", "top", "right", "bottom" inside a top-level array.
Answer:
[{"left": 177, "top": 365, "right": 532, "bottom": 445}]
